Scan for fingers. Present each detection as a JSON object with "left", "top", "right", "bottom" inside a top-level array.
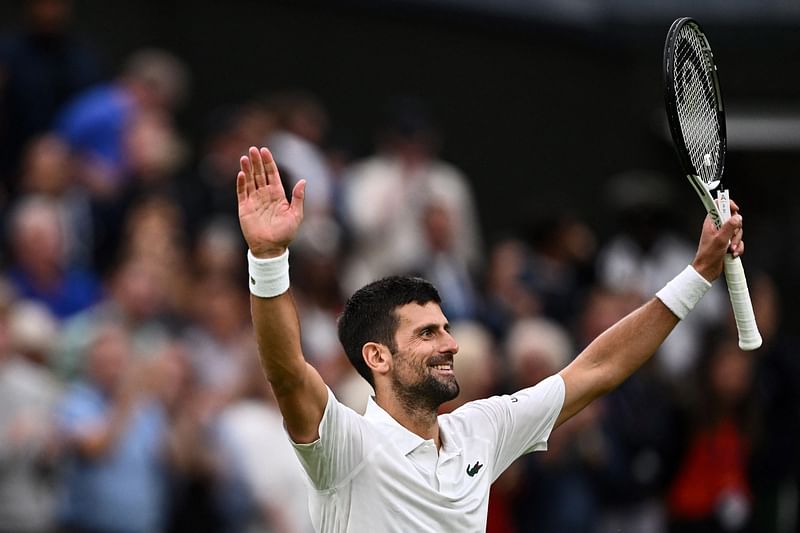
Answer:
[
  {"left": 694, "top": 207, "right": 745, "bottom": 281},
  {"left": 239, "top": 146, "right": 286, "bottom": 201},
  {"left": 260, "top": 147, "right": 281, "bottom": 189},
  {"left": 728, "top": 200, "right": 744, "bottom": 257},
  {"left": 250, "top": 146, "right": 268, "bottom": 189},
  {"left": 236, "top": 171, "right": 247, "bottom": 204},
  {"left": 291, "top": 179, "right": 306, "bottom": 222},
  {"left": 239, "top": 155, "right": 255, "bottom": 197},
  {"left": 723, "top": 213, "right": 744, "bottom": 257},
  {"left": 721, "top": 213, "right": 742, "bottom": 238}
]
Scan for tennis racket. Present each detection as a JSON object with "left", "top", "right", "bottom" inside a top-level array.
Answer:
[{"left": 663, "top": 17, "right": 761, "bottom": 350}]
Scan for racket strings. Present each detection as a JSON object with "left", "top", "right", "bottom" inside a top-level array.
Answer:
[{"left": 673, "top": 25, "right": 721, "bottom": 185}]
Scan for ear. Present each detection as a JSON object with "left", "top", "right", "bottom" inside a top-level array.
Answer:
[{"left": 362, "top": 342, "right": 391, "bottom": 378}]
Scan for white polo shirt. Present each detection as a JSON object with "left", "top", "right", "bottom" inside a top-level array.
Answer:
[{"left": 291, "top": 374, "right": 565, "bottom": 532}]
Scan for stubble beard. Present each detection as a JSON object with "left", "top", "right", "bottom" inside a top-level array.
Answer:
[{"left": 391, "top": 354, "right": 460, "bottom": 415}]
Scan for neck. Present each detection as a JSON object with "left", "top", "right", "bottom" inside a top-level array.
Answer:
[{"left": 375, "top": 392, "right": 442, "bottom": 449}]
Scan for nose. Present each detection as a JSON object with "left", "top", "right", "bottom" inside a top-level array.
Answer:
[{"left": 441, "top": 330, "right": 459, "bottom": 355}]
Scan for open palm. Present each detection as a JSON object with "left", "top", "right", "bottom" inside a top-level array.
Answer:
[{"left": 237, "top": 147, "right": 306, "bottom": 258}]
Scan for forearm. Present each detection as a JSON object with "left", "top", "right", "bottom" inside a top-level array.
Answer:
[
  {"left": 558, "top": 298, "right": 679, "bottom": 424},
  {"left": 580, "top": 298, "right": 678, "bottom": 391},
  {"left": 250, "top": 292, "right": 307, "bottom": 393},
  {"left": 250, "top": 291, "right": 327, "bottom": 443}
]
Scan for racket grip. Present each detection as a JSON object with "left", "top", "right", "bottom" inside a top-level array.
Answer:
[{"left": 723, "top": 254, "right": 762, "bottom": 350}]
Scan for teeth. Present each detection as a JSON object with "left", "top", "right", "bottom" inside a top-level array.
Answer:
[{"left": 432, "top": 364, "right": 452, "bottom": 370}]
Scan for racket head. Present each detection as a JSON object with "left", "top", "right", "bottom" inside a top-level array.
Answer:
[{"left": 663, "top": 17, "right": 727, "bottom": 190}]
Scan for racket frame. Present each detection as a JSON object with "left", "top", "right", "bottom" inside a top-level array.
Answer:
[
  {"left": 664, "top": 17, "right": 728, "bottom": 191},
  {"left": 663, "top": 17, "right": 762, "bottom": 351}
]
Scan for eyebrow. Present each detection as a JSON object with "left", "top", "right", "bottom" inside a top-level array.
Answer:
[{"left": 415, "top": 322, "right": 451, "bottom": 334}]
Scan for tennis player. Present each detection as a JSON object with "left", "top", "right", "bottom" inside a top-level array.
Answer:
[{"left": 237, "top": 146, "right": 744, "bottom": 532}]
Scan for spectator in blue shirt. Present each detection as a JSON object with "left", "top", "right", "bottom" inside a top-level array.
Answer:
[
  {"left": 5, "top": 195, "right": 102, "bottom": 319},
  {"left": 54, "top": 48, "right": 188, "bottom": 198},
  {"left": 55, "top": 324, "right": 169, "bottom": 533}
]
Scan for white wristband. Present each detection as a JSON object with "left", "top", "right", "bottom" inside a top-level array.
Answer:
[
  {"left": 248, "top": 249, "right": 290, "bottom": 298},
  {"left": 656, "top": 265, "right": 712, "bottom": 320}
]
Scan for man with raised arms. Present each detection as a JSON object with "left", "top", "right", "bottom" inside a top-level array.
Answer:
[{"left": 237, "top": 146, "right": 744, "bottom": 532}]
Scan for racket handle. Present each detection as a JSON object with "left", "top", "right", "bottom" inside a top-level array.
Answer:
[{"left": 723, "top": 254, "right": 762, "bottom": 351}]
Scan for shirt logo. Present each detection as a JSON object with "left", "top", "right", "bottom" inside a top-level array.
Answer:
[
  {"left": 466, "top": 461, "right": 484, "bottom": 477},
  {"left": 250, "top": 276, "right": 256, "bottom": 285}
]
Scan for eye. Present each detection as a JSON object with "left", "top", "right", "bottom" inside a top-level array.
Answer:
[{"left": 419, "top": 328, "right": 433, "bottom": 338}]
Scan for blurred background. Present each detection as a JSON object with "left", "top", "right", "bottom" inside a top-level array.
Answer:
[{"left": 0, "top": 1, "right": 798, "bottom": 532}]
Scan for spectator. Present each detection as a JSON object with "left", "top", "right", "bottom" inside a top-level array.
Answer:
[
  {"left": 0, "top": 295, "right": 63, "bottom": 533},
  {"left": 526, "top": 213, "right": 596, "bottom": 327},
  {"left": 161, "top": 341, "right": 227, "bottom": 533},
  {"left": 341, "top": 97, "right": 482, "bottom": 294},
  {"left": 15, "top": 134, "right": 93, "bottom": 267},
  {"left": 739, "top": 273, "right": 800, "bottom": 533},
  {"left": 121, "top": 196, "right": 188, "bottom": 292},
  {"left": 667, "top": 334, "right": 756, "bottom": 533},
  {"left": 505, "top": 317, "right": 601, "bottom": 533},
  {"left": 480, "top": 237, "right": 541, "bottom": 339},
  {"left": 54, "top": 48, "right": 188, "bottom": 198},
  {"left": 53, "top": 47, "right": 190, "bottom": 272},
  {"left": 84, "top": 110, "right": 190, "bottom": 269},
  {"left": 192, "top": 217, "right": 247, "bottom": 281},
  {"left": 55, "top": 324, "right": 170, "bottom": 533},
  {"left": 289, "top": 224, "right": 349, "bottom": 389},
  {"left": 266, "top": 91, "right": 334, "bottom": 217},
  {"left": 179, "top": 102, "right": 274, "bottom": 244},
  {"left": 123, "top": 109, "right": 188, "bottom": 193},
  {"left": 409, "top": 201, "right": 482, "bottom": 322},
  {"left": 53, "top": 254, "right": 174, "bottom": 381},
  {"left": 181, "top": 276, "right": 251, "bottom": 399},
  {"left": 215, "top": 356, "right": 314, "bottom": 533},
  {"left": 581, "top": 287, "right": 678, "bottom": 533},
  {"left": 5, "top": 195, "right": 103, "bottom": 319},
  {"left": 0, "top": 0, "right": 102, "bottom": 200}
]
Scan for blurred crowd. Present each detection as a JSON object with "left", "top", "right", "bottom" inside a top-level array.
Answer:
[{"left": 1, "top": 1, "right": 799, "bottom": 533}]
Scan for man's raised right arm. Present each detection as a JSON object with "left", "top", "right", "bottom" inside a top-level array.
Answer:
[{"left": 237, "top": 146, "right": 328, "bottom": 444}]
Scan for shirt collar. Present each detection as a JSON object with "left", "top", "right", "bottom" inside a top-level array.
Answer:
[
  {"left": 363, "top": 396, "right": 461, "bottom": 458},
  {"left": 364, "top": 396, "right": 425, "bottom": 455}
]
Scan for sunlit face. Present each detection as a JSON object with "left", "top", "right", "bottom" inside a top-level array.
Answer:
[{"left": 388, "top": 302, "right": 460, "bottom": 411}]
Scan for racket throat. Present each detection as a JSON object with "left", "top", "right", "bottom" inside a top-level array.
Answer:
[{"left": 686, "top": 174, "right": 723, "bottom": 228}]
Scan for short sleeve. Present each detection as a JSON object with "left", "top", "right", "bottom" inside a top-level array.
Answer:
[
  {"left": 290, "top": 387, "right": 371, "bottom": 491},
  {"left": 451, "top": 374, "right": 565, "bottom": 481}
]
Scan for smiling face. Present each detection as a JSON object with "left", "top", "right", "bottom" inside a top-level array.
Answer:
[{"left": 387, "top": 302, "right": 460, "bottom": 412}]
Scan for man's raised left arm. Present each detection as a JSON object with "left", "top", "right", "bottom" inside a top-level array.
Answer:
[{"left": 555, "top": 204, "right": 744, "bottom": 427}]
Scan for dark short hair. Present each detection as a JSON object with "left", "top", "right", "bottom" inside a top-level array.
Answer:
[{"left": 337, "top": 276, "right": 441, "bottom": 387}]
